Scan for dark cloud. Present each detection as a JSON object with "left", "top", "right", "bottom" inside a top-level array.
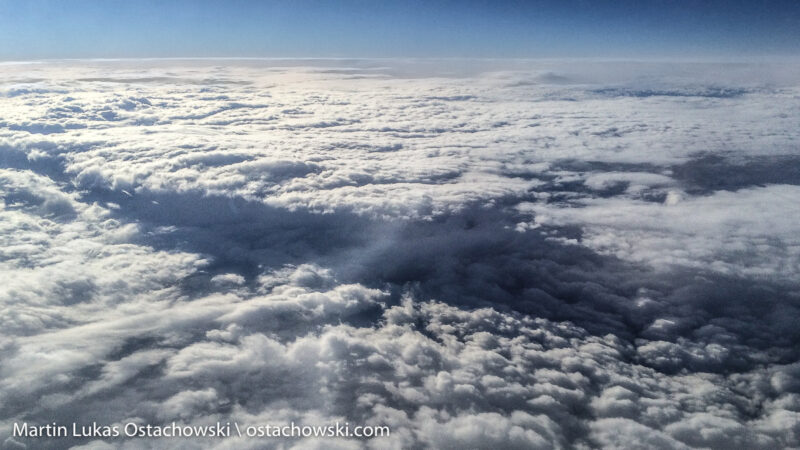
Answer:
[
  {"left": 672, "top": 154, "right": 800, "bottom": 193},
  {"left": 591, "top": 86, "right": 752, "bottom": 99}
]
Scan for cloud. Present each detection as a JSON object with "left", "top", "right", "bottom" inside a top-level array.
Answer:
[
  {"left": 519, "top": 184, "right": 800, "bottom": 279},
  {"left": 1, "top": 59, "right": 800, "bottom": 449}
]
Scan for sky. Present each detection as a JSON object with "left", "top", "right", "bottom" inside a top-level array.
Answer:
[{"left": 1, "top": 0, "right": 799, "bottom": 60}]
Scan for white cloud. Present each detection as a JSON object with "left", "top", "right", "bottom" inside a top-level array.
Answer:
[
  {"left": 1, "top": 60, "right": 799, "bottom": 448},
  {"left": 520, "top": 184, "right": 800, "bottom": 279}
]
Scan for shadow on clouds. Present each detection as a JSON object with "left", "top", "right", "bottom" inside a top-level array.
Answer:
[{"left": 76, "top": 181, "right": 800, "bottom": 377}]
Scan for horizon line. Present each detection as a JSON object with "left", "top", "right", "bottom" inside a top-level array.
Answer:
[{"left": 3, "top": 55, "right": 800, "bottom": 65}]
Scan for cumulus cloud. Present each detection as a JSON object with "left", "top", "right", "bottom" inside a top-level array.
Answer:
[
  {"left": 1, "top": 59, "right": 799, "bottom": 449},
  {"left": 520, "top": 184, "right": 800, "bottom": 279}
]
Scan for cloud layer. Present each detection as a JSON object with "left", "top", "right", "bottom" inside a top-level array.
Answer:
[{"left": 1, "top": 59, "right": 800, "bottom": 449}]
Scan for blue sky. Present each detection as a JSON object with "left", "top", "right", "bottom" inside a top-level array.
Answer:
[{"left": 1, "top": 0, "right": 799, "bottom": 60}]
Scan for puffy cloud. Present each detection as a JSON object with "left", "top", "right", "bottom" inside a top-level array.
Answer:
[
  {"left": 520, "top": 184, "right": 800, "bottom": 279},
  {"left": 1, "top": 59, "right": 799, "bottom": 448}
]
